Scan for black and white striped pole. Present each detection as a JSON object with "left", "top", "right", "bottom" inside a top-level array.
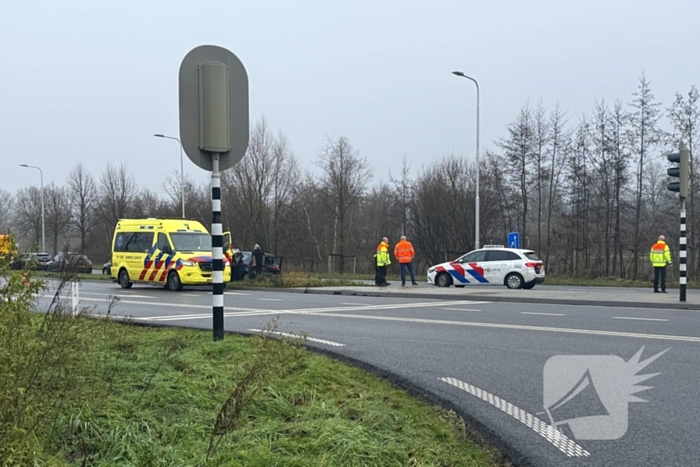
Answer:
[
  {"left": 178, "top": 45, "right": 250, "bottom": 340},
  {"left": 211, "top": 153, "right": 224, "bottom": 339},
  {"left": 667, "top": 143, "right": 690, "bottom": 302},
  {"left": 680, "top": 202, "right": 687, "bottom": 302}
]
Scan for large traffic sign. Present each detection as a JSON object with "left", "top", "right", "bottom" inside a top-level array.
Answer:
[
  {"left": 178, "top": 45, "right": 249, "bottom": 172},
  {"left": 507, "top": 232, "right": 520, "bottom": 249}
]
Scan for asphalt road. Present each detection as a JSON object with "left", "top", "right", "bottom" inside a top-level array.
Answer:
[{"left": 34, "top": 279, "right": 700, "bottom": 467}]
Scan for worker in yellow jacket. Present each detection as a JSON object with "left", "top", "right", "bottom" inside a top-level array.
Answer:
[
  {"left": 374, "top": 237, "right": 391, "bottom": 287},
  {"left": 650, "top": 235, "right": 672, "bottom": 293}
]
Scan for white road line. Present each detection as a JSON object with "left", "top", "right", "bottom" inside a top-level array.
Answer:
[
  {"left": 258, "top": 298, "right": 282, "bottom": 302},
  {"left": 521, "top": 312, "right": 565, "bottom": 317},
  {"left": 439, "top": 377, "right": 589, "bottom": 458},
  {"left": 613, "top": 316, "right": 668, "bottom": 322},
  {"left": 306, "top": 313, "right": 700, "bottom": 343},
  {"left": 225, "top": 292, "right": 250, "bottom": 295},
  {"left": 181, "top": 293, "right": 199, "bottom": 297},
  {"left": 248, "top": 329, "right": 345, "bottom": 347},
  {"left": 443, "top": 308, "right": 481, "bottom": 312}
]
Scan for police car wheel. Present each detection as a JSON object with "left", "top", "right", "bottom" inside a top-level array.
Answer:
[
  {"left": 436, "top": 272, "right": 451, "bottom": 287},
  {"left": 118, "top": 269, "right": 132, "bottom": 289},
  {"left": 505, "top": 273, "right": 523, "bottom": 289},
  {"left": 167, "top": 271, "right": 183, "bottom": 291}
]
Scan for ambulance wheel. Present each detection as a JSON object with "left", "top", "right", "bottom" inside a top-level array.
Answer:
[
  {"left": 118, "top": 269, "right": 133, "bottom": 289},
  {"left": 505, "top": 273, "right": 524, "bottom": 289},
  {"left": 167, "top": 271, "right": 183, "bottom": 291},
  {"left": 523, "top": 281, "right": 536, "bottom": 290},
  {"left": 436, "top": 272, "right": 452, "bottom": 288}
]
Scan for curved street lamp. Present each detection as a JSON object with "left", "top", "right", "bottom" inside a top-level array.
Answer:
[
  {"left": 452, "top": 71, "right": 481, "bottom": 250},
  {"left": 154, "top": 134, "right": 186, "bottom": 218}
]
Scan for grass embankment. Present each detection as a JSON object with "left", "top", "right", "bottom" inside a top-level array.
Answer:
[{"left": 2, "top": 262, "right": 503, "bottom": 465}]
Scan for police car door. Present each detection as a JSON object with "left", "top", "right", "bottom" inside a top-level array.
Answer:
[
  {"left": 483, "top": 250, "right": 510, "bottom": 284},
  {"left": 457, "top": 250, "right": 489, "bottom": 285}
]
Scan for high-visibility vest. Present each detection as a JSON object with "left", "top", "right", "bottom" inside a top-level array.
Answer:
[
  {"left": 376, "top": 242, "right": 391, "bottom": 267},
  {"left": 394, "top": 240, "right": 415, "bottom": 264},
  {"left": 650, "top": 241, "right": 672, "bottom": 267}
]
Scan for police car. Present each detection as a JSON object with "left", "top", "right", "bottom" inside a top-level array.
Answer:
[{"left": 427, "top": 245, "right": 545, "bottom": 289}]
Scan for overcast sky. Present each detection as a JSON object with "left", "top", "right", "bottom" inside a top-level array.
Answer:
[{"left": 2, "top": 0, "right": 698, "bottom": 194}]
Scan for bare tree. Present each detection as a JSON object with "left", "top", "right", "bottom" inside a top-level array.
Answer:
[
  {"left": 629, "top": 73, "right": 661, "bottom": 278},
  {"left": 67, "top": 162, "right": 97, "bottom": 252},
  {"left": 13, "top": 187, "right": 42, "bottom": 249},
  {"left": 316, "top": 136, "right": 371, "bottom": 273},
  {"left": 389, "top": 156, "right": 412, "bottom": 236},
  {"left": 0, "top": 190, "right": 15, "bottom": 234},
  {"left": 610, "top": 100, "right": 630, "bottom": 277},
  {"left": 45, "top": 183, "right": 71, "bottom": 255},
  {"left": 97, "top": 162, "right": 137, "bottom": 246},
  {"left": 498, "top": 104, "right": 534, "bottom": 238},
  {"left": 544, "top": 103, "right": 570, "bottom": 270},
  {"left": 532, "top": 101, "right": 550, "bottom": 253}
]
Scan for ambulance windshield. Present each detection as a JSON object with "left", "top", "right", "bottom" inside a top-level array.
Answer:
[{"left": 170, "top": 232, "right": 211, "bottom": 252}]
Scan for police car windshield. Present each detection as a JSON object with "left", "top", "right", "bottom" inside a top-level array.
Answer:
[{"left": 170, "top": 233, "right": 211, "bottom": 252}]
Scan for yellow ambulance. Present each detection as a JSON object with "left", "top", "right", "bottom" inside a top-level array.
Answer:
[{"left": 111, "top": 218, "right": 230, "bottom": 291}]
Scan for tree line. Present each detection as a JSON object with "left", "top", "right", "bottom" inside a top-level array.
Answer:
[{"left": 0, "top": 73, "right": 697, "bottom": 279}]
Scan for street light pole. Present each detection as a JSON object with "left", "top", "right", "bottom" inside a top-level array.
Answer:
[
  {"left": 154, "top": 134, "right": 186, "bottom": 218},
  {"left": 452, "top": 71, "right": 480, "bottom": 250},
  {"left": 20, "top": 164, "right": 45, "bottom": 253}
]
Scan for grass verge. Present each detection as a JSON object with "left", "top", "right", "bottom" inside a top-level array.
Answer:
[
  {"left": 229, "top": 271, "right": 365, "bottom": 288},
  {"left": 544, "top": 275, "right": 700, "bottom": 289},
  {"left": 20, "top": 315, "right": 505, "bottom": 466},
  {"left": 33, "top": 270, "right": 113, "bottom": 281}
]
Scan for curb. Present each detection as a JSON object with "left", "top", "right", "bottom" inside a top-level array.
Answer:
[{"left": 229, "top": 286, "right": 700, "bottom": 310}]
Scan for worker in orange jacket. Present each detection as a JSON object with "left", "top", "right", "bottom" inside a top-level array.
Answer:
[{"left": 394, "top": 235, "right": 418, "bottom": 287}]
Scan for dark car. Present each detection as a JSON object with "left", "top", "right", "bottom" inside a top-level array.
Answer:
[
  {"left": 46, "top": 252, "right": 93, "bottom": 274},
  {"left": 10, "top": 252, "right": 52, "bottom": 270},
  {"left": 229, "top": 250, "right": 283, "bottom": 281},
  {"left": 102, "top": 261, "right": 112, "bottom": 276}
]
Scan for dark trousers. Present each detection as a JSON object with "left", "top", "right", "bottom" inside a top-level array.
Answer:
[
  {"left": 400, "top": 262, "right": 416, "bottom": 285},
  {"left": 653, "top": 266, "right": 667, "bottom": 291},
  {"left": 376, "top": 266, "right": 387, "bottom": 286}
]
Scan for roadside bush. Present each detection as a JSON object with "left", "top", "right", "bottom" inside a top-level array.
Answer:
[{"left": 0, "top": 247, "right": 97, "bottom": 465}]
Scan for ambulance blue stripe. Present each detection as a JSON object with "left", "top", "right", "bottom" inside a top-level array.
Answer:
[
  {"left": 449, "top": 270, "right": 469, "bottom": 284},
  {"left": 466, "top": 269, "right": 489, "bottom": 283}
]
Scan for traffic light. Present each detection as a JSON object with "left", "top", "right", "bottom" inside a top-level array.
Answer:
[{"left": 667, "top": 146, "right": 690, "bottom": 198}]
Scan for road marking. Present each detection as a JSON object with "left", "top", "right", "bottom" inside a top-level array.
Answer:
[
  {"left": 439, "top": 377, "right": 589, "bottom": 458},
  {"left": 521, "top": 312, "right": 565, "bottom": 317},
  {"left": 225, "top": 291, "right": 250, "bottom": 295},
  {"left": 443, "top": 308, "right": 481, "bottom": 312},
  {"left": 258, "top": 298, "right": 282, "bottom": 302},
  {"left": 248, "top": 329, "right": 345, "bottom": 347},
  {"left": 613, "top": 316, "right": 668, "bottom": 322},
  {"left": 306, "top": 313, "right": 700, "bottom": 343},
  {"left": 181, "top": 293, "right": 199, "bottom": 297}
]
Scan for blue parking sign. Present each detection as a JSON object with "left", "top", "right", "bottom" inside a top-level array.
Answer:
[{"left": 507, "top": 232, "right": 520, "bottom": 249}]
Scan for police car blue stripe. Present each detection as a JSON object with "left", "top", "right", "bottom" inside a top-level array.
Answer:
[
  {"left": 466, "top": 269, "right": 489, "bottom": 283},
  {"left": 449, "top": 270, "right": 470, "bottom": 284}
]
